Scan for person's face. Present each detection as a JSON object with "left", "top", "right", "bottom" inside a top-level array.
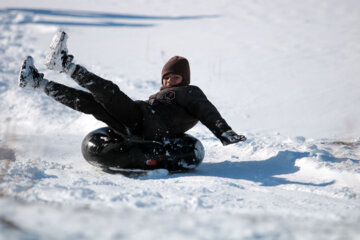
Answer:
[{"left": 162, "top": 74, "right": 183, "bottom": 87}]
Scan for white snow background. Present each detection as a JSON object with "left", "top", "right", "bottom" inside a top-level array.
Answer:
[{"left": 1, "top": 0, "right": 360, "bottom": 239}]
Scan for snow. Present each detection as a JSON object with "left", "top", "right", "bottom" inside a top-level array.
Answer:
[{"left": 0, "top": 0, "right": 360, "bottom": 239}]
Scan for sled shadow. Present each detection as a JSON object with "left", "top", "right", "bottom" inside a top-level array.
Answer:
[
  {"left": 182, "top": 150, "right": 335, "bottom": 187},
  {"left": 2, "top": 8, "right": 219, "bottom": 27}
]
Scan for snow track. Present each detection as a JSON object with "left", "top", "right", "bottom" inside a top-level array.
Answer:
[{"left": 1, "top": 1, "right": 360, "bottom": 239}]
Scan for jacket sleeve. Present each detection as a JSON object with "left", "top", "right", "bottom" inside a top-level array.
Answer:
[{"left": 179, "top": 86, "right": 232, "bottom": 138}]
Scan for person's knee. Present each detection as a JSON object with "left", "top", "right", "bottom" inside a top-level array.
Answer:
[
  {"left": 73, "top": 98, "right": 90, "bottom": 113},
  {"left": 94, "top": 82, "right": 120, "bottom": 104},
  {"left": 104, "top": 81, "right": 120, "bottom": 95}
]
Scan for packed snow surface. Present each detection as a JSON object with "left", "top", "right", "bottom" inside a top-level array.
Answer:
[{"left": 0, "top": 0, "right": 360, "bottom": 239}]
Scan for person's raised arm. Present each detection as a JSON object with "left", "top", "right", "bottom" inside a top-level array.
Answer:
[{"left": 179, "top": 86, "right": 246, "bottom": 145}]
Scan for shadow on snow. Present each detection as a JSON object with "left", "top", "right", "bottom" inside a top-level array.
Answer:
[
  {"left": 1, "top": 8, "right": 219, "bottom": 27},
  {"left": 181, "top": 150, "right": 335, "bottom": 187}
]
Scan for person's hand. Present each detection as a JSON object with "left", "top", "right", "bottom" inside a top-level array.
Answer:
[{"left": 220, "top": 130, "right": 246, "bottom": 146}]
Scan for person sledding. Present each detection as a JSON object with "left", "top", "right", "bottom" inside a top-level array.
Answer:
[{"left": 18, "top": 31, "right": 246, "bottom": 171}]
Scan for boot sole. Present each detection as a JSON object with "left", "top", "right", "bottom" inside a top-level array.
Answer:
[
  {"left": 19, "top": 56, "right": 34, "bottom": 88},
  {"left": 45, "top": 31, "right": 68, "bottom": 70}
]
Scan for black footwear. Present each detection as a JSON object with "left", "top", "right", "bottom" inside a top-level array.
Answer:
[
  {"left": 19, "top": 56, "right": 44, "bottom": 88},
  {"left": 45, "top": 31, "right": 74, "bottom": 73}
]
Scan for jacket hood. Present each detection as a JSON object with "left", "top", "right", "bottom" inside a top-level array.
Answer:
[{"left": 161, "top": 56, "right": 190, "bottom": 89}]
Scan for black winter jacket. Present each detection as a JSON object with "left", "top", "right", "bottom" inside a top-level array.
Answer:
[{"left": 136, "top": 85, "right": 231, "bottom": 140}]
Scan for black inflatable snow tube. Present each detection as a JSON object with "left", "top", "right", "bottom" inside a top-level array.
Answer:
[{"left": 81, "top": 127, "right": 204, "bottom": 172}]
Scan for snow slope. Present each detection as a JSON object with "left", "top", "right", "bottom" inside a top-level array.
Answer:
[{"left": 0, "top": 0, "right": 360, "bottom": 239}]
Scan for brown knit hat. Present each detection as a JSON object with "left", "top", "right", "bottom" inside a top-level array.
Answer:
[{"left": 161, "top": 56, "right": 190, "bottom": 86}]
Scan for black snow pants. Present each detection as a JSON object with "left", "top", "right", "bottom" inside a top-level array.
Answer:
[{"left": 44, "top": 65, "right": 143, "bottom": 137}]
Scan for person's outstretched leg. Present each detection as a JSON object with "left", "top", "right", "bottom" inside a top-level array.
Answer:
[
  {"left": 19, "top": 56, "right": 133, "bottom": 136},
  {"left": 45, "top": 31, "right": 143, "bottom": 135}
]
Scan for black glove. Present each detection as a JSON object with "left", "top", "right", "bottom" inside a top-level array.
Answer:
[{"left": 220, "top": 130, "right": 246, "bottom": 146}]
